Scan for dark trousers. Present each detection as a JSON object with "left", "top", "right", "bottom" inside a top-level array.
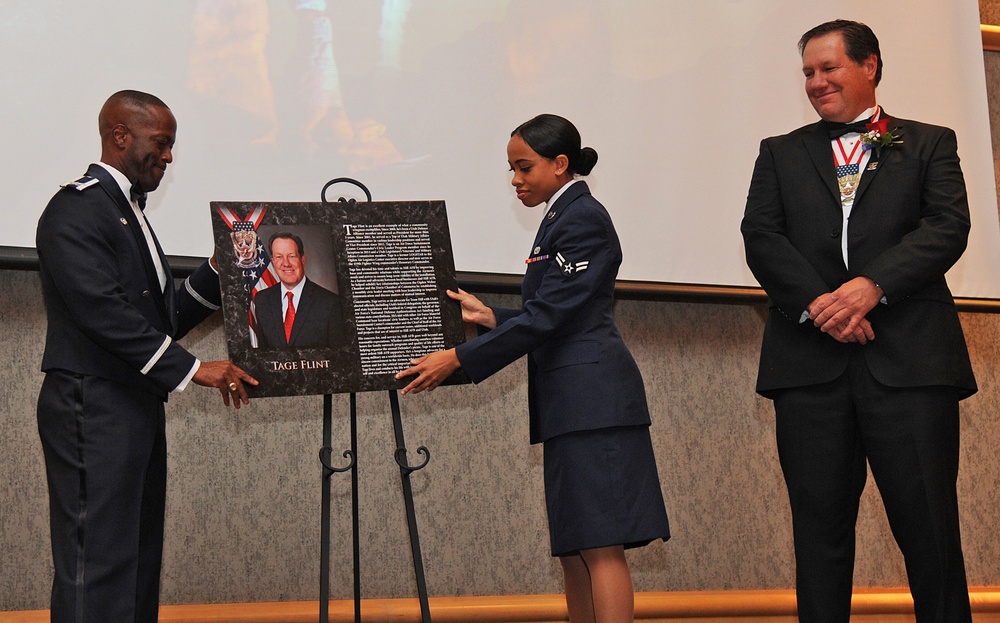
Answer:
[
  {"left": 37, "top": 371, "right": 167, "bottom": 623},
  {"left": 773, "top": 349, "right": 971, "bottom": 623}
]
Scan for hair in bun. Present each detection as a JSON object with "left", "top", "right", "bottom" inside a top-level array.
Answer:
[{"left": 512, "top": 114, "right": 598, "bottom": 176}]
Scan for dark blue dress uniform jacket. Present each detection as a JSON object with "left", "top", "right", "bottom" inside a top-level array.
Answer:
[
  {"left": 37, "top": 163, "right": 220, "bottom": 396},
  {"left": 455, "top": 181, "right": 650, "bottom": 444}
]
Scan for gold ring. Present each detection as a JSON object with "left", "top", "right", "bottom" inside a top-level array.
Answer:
[{"left": 228, "top": 382, "right": 238, "bottom": 392}]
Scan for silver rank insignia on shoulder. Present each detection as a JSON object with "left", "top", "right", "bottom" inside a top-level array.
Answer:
[
  {"left": 60, "top": 175, "right": 100, "bottom": 191},
  {"left": 555, "top": 252, "right": 589, "bottom": 276}
]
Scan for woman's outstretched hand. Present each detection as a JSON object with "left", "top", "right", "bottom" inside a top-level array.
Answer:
[
  {"left": 396, "top": 348, "right": 461, "bottom": 395},
  {"left": 449, "top": 289, "right": 496, "bottom": 329}
]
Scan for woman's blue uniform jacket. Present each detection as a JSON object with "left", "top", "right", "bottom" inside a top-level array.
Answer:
[{"left": 455, "top": 181, "right": 651, "bottom": 444}]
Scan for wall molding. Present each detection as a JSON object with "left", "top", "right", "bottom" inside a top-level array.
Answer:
[{"left": 983, "top": 24, "right": 1000, "bottom": 51}]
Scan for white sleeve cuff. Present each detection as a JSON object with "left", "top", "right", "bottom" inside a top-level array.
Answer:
[{"left": 174, "top": 359, "right": 200, "bottom": 392}]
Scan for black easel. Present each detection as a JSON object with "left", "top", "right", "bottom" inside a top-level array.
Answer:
[{"left": 316, "top": 178, "right": 433, "bottom": 623}]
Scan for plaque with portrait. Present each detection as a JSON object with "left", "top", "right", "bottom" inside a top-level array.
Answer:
[{"left": 211, "top": 200, "right": 471, "bottom": 397}]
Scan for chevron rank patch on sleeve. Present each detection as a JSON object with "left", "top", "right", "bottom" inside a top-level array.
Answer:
[{"left": 555, "top": 252, "right": 589, "bottom": 276}]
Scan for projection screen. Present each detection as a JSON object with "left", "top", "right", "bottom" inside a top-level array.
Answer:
[{"left": 2, "top": 0, "right": 998, "bottom": 297}]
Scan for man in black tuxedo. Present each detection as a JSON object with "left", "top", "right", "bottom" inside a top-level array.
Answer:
[
  {"left": 254, "top": 232, "right": 345, "bottom": 349},
  {"left": 35, "top": 90, "right": 257, "bottom": 623},
  {"left": 741, "top": 20, "right": 976, "bottom": 623}
]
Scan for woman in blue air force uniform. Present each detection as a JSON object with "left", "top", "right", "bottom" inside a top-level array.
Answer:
[{"left": 398, "top": 114, "right": 669, "bottom": 623}]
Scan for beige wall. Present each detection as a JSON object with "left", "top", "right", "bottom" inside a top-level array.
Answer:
[
  {"left": 4, "top": 287, "right": 1000, "bottom": 609},
  {"left": 4, "top": 11, "right": 1000, "bottom": 613}
]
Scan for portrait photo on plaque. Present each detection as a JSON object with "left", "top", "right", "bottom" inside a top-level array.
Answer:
[{"left": 211, "top": 200, "right": 471, "bottom": 397}]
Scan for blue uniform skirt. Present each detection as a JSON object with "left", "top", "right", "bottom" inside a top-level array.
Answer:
[{"left": 543, "top": 424, "right": 670, "bottom": 557}]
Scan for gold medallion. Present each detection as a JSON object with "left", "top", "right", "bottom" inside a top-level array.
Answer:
[{"left": 838, "top": 172, "right": 861, "bottom": 198}]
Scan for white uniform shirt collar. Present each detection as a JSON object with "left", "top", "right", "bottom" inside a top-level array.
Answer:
[
  {"left": 94, "top": 161, "right": 167, "bottom": 292},
  {"left": 95, "top": 161, "right": 133, "bottom": 200},
  {"left": 544, "top": 178, "right": 581, "bottom": 213}
]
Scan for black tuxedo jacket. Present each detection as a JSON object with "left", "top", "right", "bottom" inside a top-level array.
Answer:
[
  {"left": 254, "top": 278, "right": 345, "bottom": 349},
  {"left": 456, "top": 181, "right": 650, "bottom": 444},
  {"left": 36, "top": 163, "right": 220, "bottom": 398},
  {"left": 741, "top": 114, "right": 977, "bottom": 398}
]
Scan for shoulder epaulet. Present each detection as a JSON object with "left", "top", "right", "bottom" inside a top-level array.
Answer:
[{"left": 60, "top": 175, "right": 100, "bottom": 191}]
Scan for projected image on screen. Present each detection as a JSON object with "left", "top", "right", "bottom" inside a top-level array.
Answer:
[
  {"left": 3, "top": 0, "right": 999, "bottom": 297},
  {"left": 187, "top": 0, "right": 404, "bottom": 170}
]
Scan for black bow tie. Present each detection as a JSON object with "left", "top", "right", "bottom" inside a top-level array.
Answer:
[
  {"left": 130, "top": 183, "right": 147, "bottom": 210},
  {"left": 826, "top": 120, "right": 871, "bottom": 139}
]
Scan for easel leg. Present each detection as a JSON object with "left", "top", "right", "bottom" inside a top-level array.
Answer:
[
  {"left": 320, "top": 394, "right": 332, "bottom": 623},
  {"left": 318, "top": 394, "right": 356, "bottom": 623},
  {"left": 388, "top": 390, "right": 432, "bottom": 623},
  {"left": 351, "top": 393, "right": 361, "bottom": 623}
]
